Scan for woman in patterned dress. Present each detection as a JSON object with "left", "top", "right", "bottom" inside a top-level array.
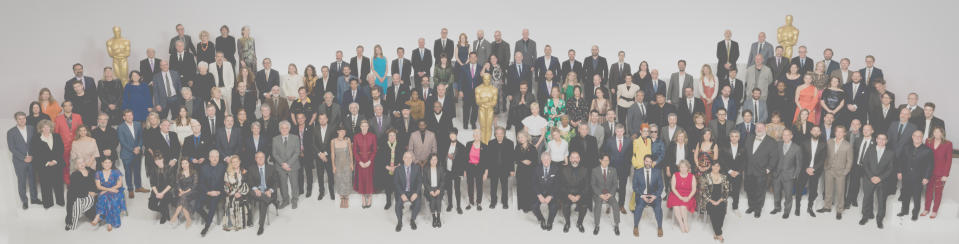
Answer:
[{"left": 93, "top": 158, "right": 126, "bottom": 231}]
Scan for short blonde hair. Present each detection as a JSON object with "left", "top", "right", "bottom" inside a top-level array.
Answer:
[{"left": 677, "top": 159, "right": 691, "bottom": 171}]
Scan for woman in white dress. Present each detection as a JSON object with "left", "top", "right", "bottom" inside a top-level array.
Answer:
[
  {"left": 172, "top": 107, "right": 197, "bottom": 144},
  {"left": 281, "top": 63, "right": 301, "bottom": 106}
]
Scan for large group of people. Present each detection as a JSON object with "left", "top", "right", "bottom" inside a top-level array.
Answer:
[{"left": 6, "top": 24, "right": 953, "bottom": 241}]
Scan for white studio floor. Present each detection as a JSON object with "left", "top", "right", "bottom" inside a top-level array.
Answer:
[{"left": 2, "top": 111, "right": 959, "bottom": 244}]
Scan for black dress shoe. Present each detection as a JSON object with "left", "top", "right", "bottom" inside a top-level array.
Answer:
[
  {"left": 201, "top": 225, "right": 210, "bottom": 237},
  {"left": 384, "top": 201, "right": 392, "bottom": 210},
  {"left": 477, "top": 205, "right": 483, "bottom": 211},
  {"left": 851, "top": 202, "right": 858, "bottom": 207},
  {"left": 794, "top": 208, "right": 800, "bottom": 216},
  {"left": 21, "top": 203, "right": 27, "bottom": 209},
  {"left": 410, "top": 221, "right": 417, "bottom": 230},
  {"left": 859, "top": 218, "right": 868, "bottom": 225},
  {"left": 489, "top": 203, "right": 496, "bottom": 209},
  {"left": 912, "top": 215, "right": 919, "bottom": 221},
  {"left": 563, "top": 223, "right": 570, "bottom": 233},
  {"left": 395, "top": 223, "right": 402, "bottom": 232},
  {"left": 577, "top": 224, "right": 585, "bottom": 233},
  {"left": 877, "top": 221, "right": 884, "bottom": 229},
  {"left": 503, "top": 204, "right": 509, "bottom": 209},
  {"left": 457, "top": 207, "right": 463, "bottom": 214},
  {"left": 539, "top": 220, "right": 546, "bottom": 230},
  {"left": 593, "top": 227, "right": 600, "bottom": 235},
  {"left": 836, "top": 213, "right": 842, "bottom": 220},
  {"left": 317, "top": 193, "right": 325, "bottom": 200},
  {"left": 782, "top": 212, "right": 790, "bottom": 219},
  {"left": 745, "top": 208, "right": 754, "bottom": 214},
  {"left": 466, "top": 204, "right": 472, "bottom": 210},
  {"left": 305, "top": 192, "right": 312, "bottom": 198},
  {"left": 816, "top": 208, "right": 831, "bottom": 213},
  {"left": 546, "top": 224, "right": 553, "bottom": 231},
  {"left": 770, "top": 208, "right": 781, "bottom": 215},
  {"left": 446, "top": 206, "right": 453, "bottom": 212},
  {"left": 613, "top": 226, "right": 620, "bottom": 236},
  {"left": 331, "top": 194, "right": 336, "bottom": 200},
  {"left": 896, "top": 211, "right": 908, "bottom": 217},
  {"left": 257, "top": 226, "right": 264, "bottom": 235},
  {"left": 754, "top": 211, "right": 761, "bottom": 218},
  {"left": 807, "top": 208, "right": 816, "bottom": 217}
]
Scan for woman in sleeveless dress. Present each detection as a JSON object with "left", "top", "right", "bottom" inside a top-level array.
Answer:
[
  {"left": 694, "top": 130, "right": 718, "bottom": 213},
  {"left": 331, "top": 128, "right": 354, "bottom": 208},
  {"left": 819, "top": 77, "right": 846, "bottom": 123},
  {"left": 667, "top": 160, "right": 697, "bottom": 233},
  {"left": 794, "top": 75, "right": 821, "bottom": 125},
  {"left": 94, "top": 158, "right": 126, "bottom": 231},
  {"left": 372, "top": 45, "right": 389, "bottom": 95},
  {"left": 697, "top": 65, "right": 719, "bottom": 122},
  {"left": 590, "top": 88, "right": 612, "bottom": 122}
]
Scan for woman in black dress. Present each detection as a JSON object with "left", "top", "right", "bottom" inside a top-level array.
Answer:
[
  {"left": 26, "top": 102, "right": 50, "bottom": 128},
  {"left": 98, "top": 68, "right": 123, "bottom": 126},
  {"left": 514, "top": 130, "right": 539, "bottom": 213},
  {"left": 148, "top": 152, "right": 174, "bottom": 224},
  {"left": 819, "top": 77, "right": 846, "bottom": 124},
  {"left": 171, "top": 159, "right": 196, "bottom": 228}
]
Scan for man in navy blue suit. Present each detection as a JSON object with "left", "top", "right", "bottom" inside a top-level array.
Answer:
[
  {"left": 459, "top": 52, "right": 482, "bottom": 129},
  {"left": 632, "top": 155, "right": 664, "bottom": 237}
]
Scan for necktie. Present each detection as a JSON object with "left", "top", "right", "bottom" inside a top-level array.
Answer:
[
  {"left": 746, "top": 123, "right": 750, "bottom": 133},
  {"left": 259, "top": 167, "right": 266, "bottom": 189},
  {"left": 758, "top": 43, "right": 762, "bottom": 53},
  {"left": 688, "top": 100, "right": 693, "bottom": 112},
  {"left": 639, "top": 103, "right": 645, "bottom": 115},
  {"left": 405, "top": 166, "right": 411, "bottom": 191},
  {"left": 784, "top": 143, "right": 790, "bottom": 154},
  {"left": 858, "top": 140, "right": 868, "bottom": 165},
  {"left": 518, "top": 64, "right": 522, "bottom": 74},
  {"left": 617, "top": 138, "right": 622, "bottom": 152},
  {"left": 470, "top": 65, "right": 475, "bottom": 78},
  {"left": 194, "top": 136, "right": 199, "bottom": 147},
  {"left": 164, "top": 134, "right": 169, "bottom": 145},
  {"left": 150, "top": 59, "right": 155, "bottom": 71},
  {"left": 898, "top": 124, "right": 904, "bottom": 137},
  {"left": 165, "top": 73, "right": 174, "bottom": 97},
  {"left": 398, "top": 60, "right": 403, "bottom": 74},
  {"left": 265, "top": 70, "right": 270, "bottom": 81},
  {"left": 645, "top": 169, "right": 651, "bottom": 194},
  {"left": 178, "top": 53, "right": 182, "bottom": 62},
  {"left": 603, "top": 169, "right": 607, "bottom": 181}
]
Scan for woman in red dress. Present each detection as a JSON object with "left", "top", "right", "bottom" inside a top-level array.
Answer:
[
  {"left": 667, "top": 160, "right": 697, "bottom": 233},
  {"left": 352, "top": 120, "right": 378, "bottom": 208},
  {"left": 54, "top": 101, "right": 83, "bottom": 185},
  {"left": 696, "top": 65, "right": 719, "bottom": 122},
  {"left": 922, "top": 127, "right": 951, "bottom": 218}
]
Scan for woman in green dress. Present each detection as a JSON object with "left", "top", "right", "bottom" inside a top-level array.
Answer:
[
  {"left": 563, "top": 71, "right": 581, "bottom": 99},
  {"left": 543, "top": 86, "right": 565, "bottom": 139}
]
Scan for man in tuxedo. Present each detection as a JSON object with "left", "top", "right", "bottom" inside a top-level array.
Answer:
[
  {"left": 677, "top": 88, "right": 705, "bottom": 129},
  {"left": 391, "top": 47, "right": 413, "bottom": 85},
  {"left": 433, "top": 28, "right": 454, "bottom": 64},
  {"left": 919, "top": 103, "right": 945, "bottom": 141},
  {"left": 351, "top": 46, "right": 372, "bottom": 83},
  {"left": 153, "top": 60, "right": 181, "bottom": 119},
  {"left": 592, "top": 155, "right": 621, "bottom": 235},
  {"left": 791, "top": 46, "right": 815, "bottom": 74},
  {"left": 822, "top": 49, "right": 840, "bottom": 75},
  {"left": 310, "top": 114, "right": 335, "bottom": 200},
  {"left": 385, "top": 74, "right": 410, "bottom": 117},
  {"left": 722, "top": 130, "right": 747, "bottom": 209},
  {"left": 532, "top": 152, "right": 560, "bottom": 231},
  {"left": 490, "top": 31, "right": 510, "bottom": 68},
  {"left": 583, "top": 45, "right": 609, "bottom": 87},
  {"left": 772, "top": 129, "right": 803, "bottom": 219},
  {"left": 247, "top": 152, "right": 279, "bottom": 235},
  {"left": 412, "top": 38, "right": 433, "bottom": 82},
  {"left": 459, "top": 52, "right": 481, "bottom": 129},
  {"left": 745, "top": 124, "right": 778, "bottom": 218},
  {"left": 859, "top": 134, "right": 894, "bottom": 229},
  {"left": 716, "top": 30, "right": 740, "bottom": 81},
  {"left": 886, "top": 109, "right": 917, "bottom": 154},
  {"left": 561, "top": 49, "right": 584, "bottom": 83},
  {"left": 216, "top": 115, "right": 242, "bottom": 157},
  {"left": 140, "top": 48, "right": 162, "bottom": 84},
  {"left": 515, "top": 29, "right": 537, "bottom": 69},
  {"left": 426, "top": 101, "right": 452, "bottom": 138},
  {"left": 559, "top": 152, "right": 590, "bottom": 233},
  {"left": 843, "top": 71, "right": 869, "bottom": 124},
  {"left": 329, "top": 50, "right": 348, "bottom": 84},
  {"left": 603, "top": 125, "right": 632, "bottom": 213},
  {"left": 896, "top": 130, "right": 933, "bottom": 220},
  {"left": 747, "top": 32, "right": 774, "bottom": 67},
  {"left": 150, "top": 120, "right": 181, "bottom": 170},
  {"left": 64, "top": 63, "right": 97, "bottom": 102},
  {"left": 168, "top": 24, "right": 195, "bottom": 55},
  {"left": 170, "top": 41, "right": 197, "bottom": 81},
  {"left": 744, "top": 55, "right": 774, "bottom": 101},
  {"left": 846, "top": 124, "right": 875, "bottom": 209},
  {"left": 640, "top": 69, "right": 667, "bottom": 103},
  {"left": 609, "top": 51, "right": 631, "bottom": 88},
  {"left": 255, "top": 58, "right": 280, "bottom": 100},
  {"left": 394, "top": 152, "right": 423, "bottom": 232},
  {"left": 508, "top": 51, "right": 532, "bottom": 101},
  {"left": 632, "top": 155, "right": 665, "bottom": 237},
  {"left": 767, "top": 46, "right": 790, "bottom": 82},
  {"left": 859, "top": 55, "right": 884, "bottom": 85},
  {"left": 200, "top": 104, "right": 222, "bottom": 141},
  {"left": 472, "top": 30, "right": 492, "bottom": 68},
  {"left": 538, "top": 70, "right": 561, "bottom": 106},
  {"left": 535, "top": 45, "right": 560, "bottom": 85},
  {"left": 795, "top": 126, "right": 826, "bottom": 217},
  {"left": 667, "top": 60, "right": 694, "bottom": 105}
]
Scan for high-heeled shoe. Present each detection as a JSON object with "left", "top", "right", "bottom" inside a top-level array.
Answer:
[
  {"left": 920, "top": 210, "right": 929, "bottom": 216},
  {"left": 931, "top": 212, "right": 938, "bottom": 219}
]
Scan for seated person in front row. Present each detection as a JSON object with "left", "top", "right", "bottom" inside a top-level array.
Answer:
[
  {"left": 247, "top": 151, "right": 280, "bottom": 235},
  {"left": 531, "top": 151, "right": 560, "bottom": 231},
  {"left": 394, "top": 151, "right": 422, "bottom": 232},
  {"left": 633, "top": 155, "right": 665, "bottom": 237}
]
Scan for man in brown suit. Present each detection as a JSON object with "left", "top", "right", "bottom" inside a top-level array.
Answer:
[
  {"left": 819, "top": 125, "right": 853, "bottom": 219},
  {"left": 264, "top": 86, "right": 290, "bottom": 121},
  {"left": 407, "top": 120, "right": 437, "bottom": 163}
]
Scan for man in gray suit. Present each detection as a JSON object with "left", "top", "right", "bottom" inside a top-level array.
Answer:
[
  {"left": 660, "top": 113, "right": 684, "bottom": 144},
  {"left": 153, "top": 60, "right": 182, "bottom": 119},
  {"left": 8, "top": 112, "right": 38, "bottom": 209},
  {"left": 591, "top": 155, "right": 620, "bottom": 235},
  {"left": 744, "top": 124, "right": 779, "bottom": 218},
  {"left": 667, "top": 60, "right": 695, "bottom": 105},
  {"left": 747, "top": 32, "right": 775, "bottom": 67},
  {"left": 370, "top": 104, "right": 392, "bottom": 138},
  {"left": 740, "top": 88, "right": 768, "bottom": 123},
  {"left": 819, "top": 126, "right": 853, "bottom": 219},
  {"left": 472, "top": 30, "right": 492, "bottom": 68},
  {"left": 625, "top": 90, "right": 648, "bottom": 138},
  {"left": 394, "top": 152, "right": 422, "bottom": 232},
  {"left": 744, "top": 55, "right": 774, "bottom": 100},
  {"left": 772, "top": 129, "right": 803, "bottom": 219},
  {"left": 272, "top": 120, "right": 301, "bottom": 209}
]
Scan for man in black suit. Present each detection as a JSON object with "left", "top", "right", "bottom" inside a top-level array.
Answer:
[
  {"left": 790, "top": 46, "right": 815, "bottom": 74},
  {"left": 394, "top": 152, "right": 423, "bottom": 232},
  {"left": 640, "top": 69, "right": 667, "bottom": 103},
  {"left": 459, "top": 53, "right": 482, "bottom": 129},
  {"left": 150, "top": 120, "right": 182, "bottom": 170},
  {"left": 846, "top": 124, "right": 875, "bottom": 209},
  {"left": 559, "top": 152, "right": 590, "bottom": 233},
  {"left": 140, "top": 48, "right": 162, "bottom": 84},
  {"left": 342, "top": 103, "right": 366, "bottom": 137},
  {"left": 886, "top": 109, "right": 917, "bottom": 154},
  {"left": 677, "top": 87, "right": 705, "bottom": 129},
  {"left": 257, "top": 105, "right": 280, "bottom": 140},
  {"left": 899, "top": 93, "right": 926, "bottom": 127},
  {"left": 538, "top": 71, "right": 561, "bottom": 106},
  {"left": 170, "top": 41, "right": 197, "bottom": 81},
  {"left": 822, "top": 49, "right": 840, "bottom": 75},
  {"left": 603, "top": 124, "right": 632, "bottom": 213},
  {"left": 201, "top": 104, "right": 223, "bottom": 140},
  {"left": 310, "top": 114, "right": 335, "bottom": 200},
  {"left": 329, "top": 50, "right": 349, "bottom": 84},
  {"left": 243, "top": 121, "right": 272, "bottom": 168},
  {"left": 716, "top": 30, "right": 740, "bottom": 81},
  {"left": 919, "top": 103, "right": 945, "bottom": 141},
  {"left": 411, "top": 38, "right": 433, "bottom": 82},
  {"left": 744, "top": 124, "right": 779, "bottom": 218},
  {"left": 168, "top": 24, "right": 195, "bottom": 55},
  {"left": 532, "top": 152, "right": 560, "bottom": 230},
  {"left": 64, "top": 63, "right": 98, "bottom": 102},
  {"left": 561, "top": 49, "right": 584, "bottom": 82},
  {"left": 843, "top": 72, "right": 869, "bottom": 124},
  {"left": 796, "top": 126, "right": 826, "bottom": 217},
  {"left": 216, "top": 115, "right": 243, "bottom": 158},
  {"left": 859, "top": 55, "right": 884, "bottom": 86},
  {"left": 391, "top": 48, "right": 413, "bottom": 85},
  {"left": 767, "top": 46, "right": 790, "bottom": 81},
  {"left": 508, "top": 51, "right": 532, "bottom": 99},
  {"left": 896, "top": 130, "right": 933, "bottom": 220},
  {"left": 350, "top": 46, "right": 372, "bottom": 83},
  {"left": 490, "top": 31, "right": 510, "bottom": 68},
  {"left": 569, "top": 124, "right": 599, "bottom": 168},
  {"left": 583, "top": 45, "right": 609, "bottom": 87},
  {"left": 721, "top": 130, "right": 747, "bottom": 209},
  {"left": 255, "top": 58, "right": 280, "bottom": 100},
  {"left": 247, "top": 152, "right": 280, "bottom": 235},
  {"left": 719, "top": 69, "right": 746, "bottom": 107},
  {"left": 426, "top": 101, "right": 453, "bottom": 138},
  {"left": 426, "top": 83, "right": 455, "bottom": 115},
  {"left": 433, "top": 28, "right": 454, "bottom": 64},
  {"left": 859, "top": 134, "right": 894, "bottom": 229},
  {"left": 385, "top": 74, "right": 410, "bottom": 118},
  {"left": 485, "top": 128, "right": 514, "bottom": 209},
  {"left": 609, "top": 51, "right": 631, "bottom": 87},
  {"left": 535, "top": 45, "right": 561, "bottom": 83}
]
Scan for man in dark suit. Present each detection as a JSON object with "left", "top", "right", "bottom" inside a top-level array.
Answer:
[
  {"left": 859, "top": 134, "right": 894, "bottom": 228},
  {"left": 538, "top": 71, "right": 561, "bottom": 106},
  {"left": 677, "top": 88, "right": 705, "bottom": 129},
  {"left": 385, "top": 74, "right": 410, "bottom": 118},
  {"left": 843, "top": 72, "right": 869, "bottom": 124},
  {"left": 569, "top": 124, "right": 599, "bottom": 169},
  {"left": 8, "top": 112, "right": 38, "bottom": 208},
  {"left": 153, "top": 61, "right": 182, "bottom": 119},
  {"left": 716, "top": 30, "right": 740, "bottom": 81},
  {"left": 168, "top": 24, "right": 195, "bottom": 55},
  {"left": 899, "top": 93, "right": 926, "bottom": 127},
  {"left": 484, "top": 128, "right": 514, "bottom": 209},
  {"left": 170, "top": 41, "right": 197, "bottom": 81},
  {"left": 772, "top": 130, "right": 803, "bottom": 219},
  {"left": 609, "top": 51, "right": 631, "bottom": 87},
  {"left": 369, "top": 105, "right": 393, "bottom": 138},
  {"left": 559, "top": 152, "right": 590, "bottom": 233},
  {"left": 329, "top": 50, "right": 349, "bottom": 84},
  {"left": 216, "top": 115, "right": 243, "bottom": 157},
  {"left": 150, "top": 121, "right": 181, "bottom": 172},
  {"left": 426, "top": 83, "right": 455, "bottom": 115},
  {"left": 394, "top": 152, "right": 423, "bottom": 232},
  {"left": 919, "top": 103, "right": 945, "bottom": 141},
  {"left": 425, "top": 101, "right": 453, "bottom": 138},
  {"left": 65, "top": 63, "right": 98, "bottom": 102},
  {"left": 791, "top": 46, "right": 815, "bottom": 74},
  {"left": 247, "top": 152, "right": 280, "bottom": 235},
  {"left": 719, "top": 69, "right": 746, "bottom": 107},
  {"left": 350, "top": 46, "right": 372, "bottom": 83},
  {"left": 433, "top": 28, "right": 454, "bottom": 64},
  {"left": 896, "top": 130, "right": 933, "bottom": 220},
  {"left": 391, "top": 48, "right": 413, "bottom": 85},
  {"left": 583, "top": 45, "right": 609, "bottom": 87},
  {"left": 199, "top": 103, "right": 222, "bottom": 140},
  {"left": 640, "top": 70, "right": 667, "bottom": 103},
  {"left": 869, "top": 91, "right": 897, "bottom": 134},
  {"left": 342, "top": 103, "right": 366, "bottom": 137},
  {"left": 561, "top": 49, "right": 584, "bottom": 82},
  {"left": 535, "top": 45, "right": 561, "bottom": 83},
  {"left": 745, "top": 124, "right": 779, "bottom": 218},
  {"left": 140, "top": 49, "right": 162, "bottom": 84},
  {"left": 721, "top": 130, "right": 747, "bottom": 209},
  {"left": 515, "top": 29, "right": 537, "bottom": 68},
  {"left": 859, "top": 55, "right": 884, "bottom": 85},
  {"left": 411, "top": 38, "right": 433, "bottom": 82},
  {"left": 255, "top": 58, "right": 280, "bottom": 100},
  {"left": 822, "top": 49, "right": 840, "bottom": 75},
  {"left": 532, "top": 152, "right": 560, "bottom": 230},
  {"left": 886, "top": 109, "right": 917, "bottom": 154},
  {"left": 310, "top": 114, "right": 335, "bottom": 200},
  {"left": 603, "top": 124, "right": 632, "bottom": 213},
  {"left": 508, "top": 51, "right": 533, "bottom": 98},
  {"left": 243, "top": 121, "right": 272, "bottom": 167},
  {"left": 459, "top": 53, "right": 482, "bottom": 129},
  {"left": 257, "top": 104, "right": 280, "bottom": 140},
  {"left": 736, "top": 110, "right": 757, "bottom": 145},
  {"left": 846, "top": 124, "right": 875, "bottom": 209},
  {"left": 766, "top": 46, "right": 790, "bottom": 82},
  {"left": 795, "top": 127, "right": 826, "bottom": 217},
  {"left": 632, "top": 155, "right": 665, "bottom": 237}
]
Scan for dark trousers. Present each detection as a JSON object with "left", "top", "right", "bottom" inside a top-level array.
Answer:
[
  {"left": 728, "top": 173, "right": 743, "bottom": 208},
  {"left": 900, "top": 180, "right": 923, "bottom": 216},
  {"left": 462, "top": 98, "right": 478, "bottom": 128},
  {"left": 395, "top": 192, "right": 422, "bottom": 222},
  {"left": 489, "top": 172, "right": 509, "bottom": 207},
  {"left": 794, "top": 171, "right": 821, "bottom": 209},
  {"left": 196, "top": 194, "right": 222, "bottom": 226},
  {"left": 159, "top": 98, "right": 178, "bottom": 119},
  {"left": 845, "top": 165, "right": 863, "bottom": 206},
  {"left": 745, "top": 173, "right": 768, "bottom": 211},
  {"left": 316, "top": 158, "right": 335, "bottom": 197},
  {"left": 861, "top": 181, "right": 887, "bottom": 220},
  {"left": 707, "top": 201, "right": 727, "bottom": 235},
  {"left": 13, "top": 162, "right": 39, "bottom": 204},
  {"left": 148, "top": 194, "right": 172, "bottom": 221},
  {"left": 425, "top": 188, "right": 445, "bottom": 212},
  {"left": 122, "top": 155, "right": 143, "bottom": 189},
  {"left": 562, "top": 197, "right": 588, "bottom": 225},
  {"left": 39, "top": 164, "right": 64, "bottom": 208},
  {"left": 507, "top": 104, "right": 530, "bottom": 130},
  {"left": 296, "top": 156, "right": 314, "bottom": 196},
  {"left": 616, "top": 169, "right": 630, "bottom": 208},
  {"left": 617, "top": 106, "right": 629, "bottom": 125},
  {"left": 444, "top": 175, "right": 461, "bottom": 209},
  {"left": 532, "top": 199, "right": 560, "bottom": 224},
  {"left": 466, "top": 164, "right": 483, "bottom": 204},
  {"left": 252, "top": 191, "right": 277, "bottom": 228}
]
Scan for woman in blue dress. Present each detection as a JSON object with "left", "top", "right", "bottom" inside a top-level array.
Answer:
[
  {"left": 372, "top": 45, "right": 389, "bottom": 95},
  {"left": 453, "top": 33, "right": 470, "bottom": 92},
  {"left": 121, "top": 71, "right": 152, "bottom": 122},
  {"left": 93, "top": 158, "right": 126, "bottom": 231}
]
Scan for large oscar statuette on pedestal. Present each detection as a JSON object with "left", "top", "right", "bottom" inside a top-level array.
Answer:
[
  {"left": 475, "top": 73, "right": 498, "bottom": 144},
  {"left": 106, "top": 26, "right": 131, "bottom": 85},
  {"left": 777, "top": 15, "right": 799, "bottom": 58}
]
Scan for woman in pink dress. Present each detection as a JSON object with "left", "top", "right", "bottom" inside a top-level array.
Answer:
[
  {"left": 352, "top": 120, "right": 378, "bottom": 208},
  {"left": 668, "top": 160, "right": 697, "bottom": 233},
  {"left": 696, "top": 65, "right": 718, "bottom": 122}
]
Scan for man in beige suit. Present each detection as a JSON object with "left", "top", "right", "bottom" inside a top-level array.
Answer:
[
  {"left": 819, "top": 125, "right": 853, "bottom": 219},
  {"left": 829, "top": 58, "right": 853, "bottom": 84},
  {"left": 408, "top": 120, "right": 437, "bottom": 163}
]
